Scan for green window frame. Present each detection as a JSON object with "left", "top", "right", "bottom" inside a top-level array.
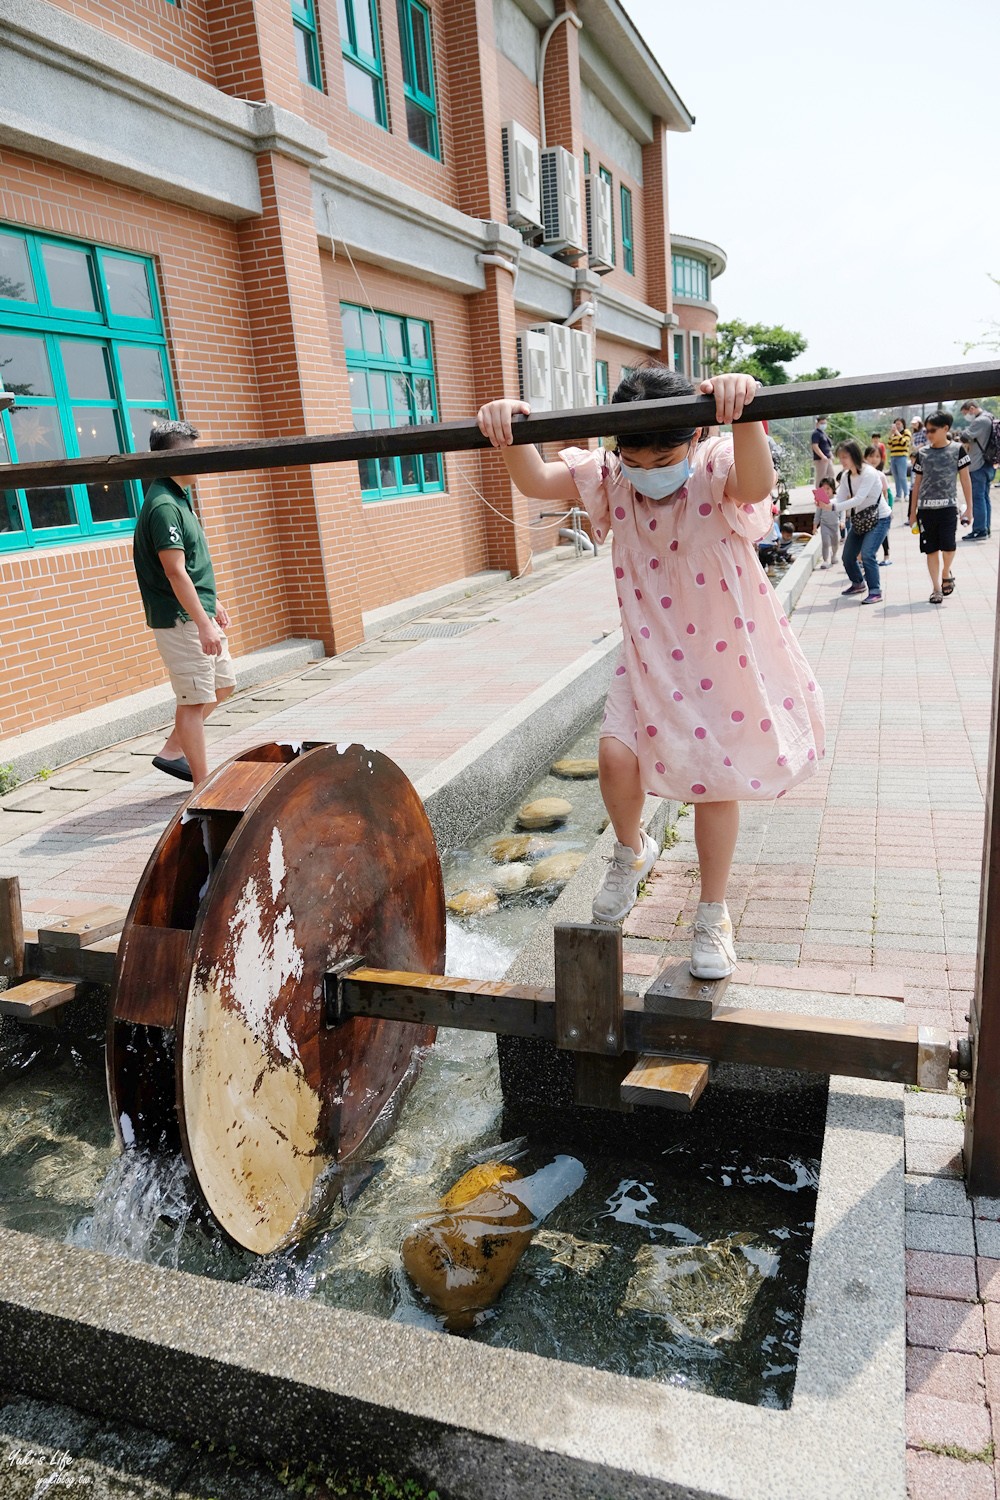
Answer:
[
  {"left": 671, "top": 254, "right": 709, "bottom": 302},
  {"left": 599, "top": 166, "right": 615, "bottom": 267},
  {"left": 690, "top": 333, "right": 702, "bottom": 380},
  {"left": 397, "top": 0, "right": 440, "bottom": 159},
  {"left": 671, "top": 333, "right": 685, "bottom": 374},
  {"left": 341, "top": 301, "right": 444, "bottom": 502},
  {"left": 583, "top": 149, "right": 591, "bottom": 175},
  {"left": 0, "top": 223, "right": 178, "bottom": 554},
  {"left": 620, "top": 185, "right": 634, "bottom": 275},
  {"left": 292, "top": 0, "right": 324, "bottom": 90},
  {"left": 594, "top": 359, "right": 609, "bottom": 406},
  {"left": 338, "top": 0, "right": 387, "bottom": 127}
]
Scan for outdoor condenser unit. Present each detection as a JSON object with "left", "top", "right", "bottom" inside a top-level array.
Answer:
[
  {"left": 530, "top": 322, "right": 574, "bottom": 411},
  {"left": 585, "top": 173, "right": 614, "bottom": 273},
  {"left": 540, "top": 146, "right": 584, "bottom": 255},
  {"left": 501, "top": 121, "right": 543, "bottom": 232},
  {"left": 516, "top": 330, "right": 553, "bottom": 411},
  {"left": 572, "top": 328, "right": 594, "bottom": 408}
]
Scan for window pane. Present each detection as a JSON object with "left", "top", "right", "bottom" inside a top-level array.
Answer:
[
  {"left": 118, "top": 345, "right": 167, "bottom": 402},
  {"left": 87, "top": 481, "right": 132, "bottom": 524},
  {"left": 1, "top": 491, "right": 24, "bottom": 534},
  {"left": 361, "top": 310, "right": 382, "bottom": 356},
  {"left": 384, "top": 317, "right": 405, "bottom": 360},
  {"left": 72, "top": 406, "right": 123, "bottom": 457},
  {"left": 407, "top": 321, "right": 428, "bottom": 361},
  {"left": 410, "top": 6, "right": 432, "bottom": 95},
  {"left": 103, "top": 258, "right": 154, "bottom": 322},
  {"left": 337, "top": 0, "right": 350, "bottom": 38},
  {"left": 343, "top": 58, "right": 383, "bottom": 123},
  {"left": 352, "top": 411, "right": 373, "bottom": 430},
  {"left": 368, "top": 370, "right": 389, "bottom": 409},
  {"left": 353, "top": 0, "right": 375, "bottom": 57},
  {"left": 9, "top": 403, "right": 65, "bottom": 460},
  {"left": 421, "top": 452, "right": 440, "bottom": 486},
  {"left": 0, "top": 333, "right": 54, "bottom": 397},
  {"left": 342, "top": 305, "right": 363, "bottom": 351},
  {"left": 60, "top": 340, "right": 112, "bottom": 399},
  {"left": 0, "top": 236, "right": 35, "bottom": 304},
  {"left": 399, "top": 453, "right": 419, "bottom": 487},
  {"left": 41, "top": 244, "right": 98, "bottom": 312},
  {"left": 358, "top": 458, "right": 378, "bottom": 489},
  {"left": 413, "top": 376, "right": 433, "bottom": 416},
  {"left": 390, "top": 373, "right": 412, "bottom": 420},
  {"left": 378, "top": 456, "right": 396, "bottom": 488},
  {"left": 405, "top": 98, "right": 436, "bottom": 156},
  {"left": 24, "top": 488, "right": 75, "bottom": 530},
  {"left": 294, "top": 23, "right": 321, "bottom": 87},
  {"left": 127, "top": 406, "right": 170, "bottom": 449}
]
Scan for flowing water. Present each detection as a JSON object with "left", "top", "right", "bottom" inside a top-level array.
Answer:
[{"left": 0, "top": 720, "right": 819, "bottom": 1408}]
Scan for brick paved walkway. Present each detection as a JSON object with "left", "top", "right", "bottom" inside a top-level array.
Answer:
[{"left": 625, "top": 510, "right": 1000, "bottom": 1500}]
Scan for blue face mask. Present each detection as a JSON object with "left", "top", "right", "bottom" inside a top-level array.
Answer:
[{"left": 620, "top": 455, "right": 691, "bottom": 501}]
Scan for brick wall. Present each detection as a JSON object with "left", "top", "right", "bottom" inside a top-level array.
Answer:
[
  {"left": 44, "top": 0, "right": 216, "bottom": 82},
  {"left": 0, "top": 147, "right": 293, "bottom": 735}
]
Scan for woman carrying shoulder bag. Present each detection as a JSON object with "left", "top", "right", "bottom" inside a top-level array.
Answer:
[{"left": 817, "top": 440, "right": 891, "bottom": 604}]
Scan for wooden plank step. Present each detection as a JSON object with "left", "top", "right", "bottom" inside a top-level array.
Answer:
[
  {"left": 0, "top": 978, "right": 78, "bottom": 1019},
  {"left": 186, "top": 759, "right": 280, "bottom": 813},
  {"left": 642, "top": 957, "right": 730, "bottom": 1019},
  {"left": 36, "top": 906, "right": 127, "bottom": 948},
  {"left": 620, "top": 1054, "right": 711, "bottom": 1112}
]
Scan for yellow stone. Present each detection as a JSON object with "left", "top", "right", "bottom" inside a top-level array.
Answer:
[
  {"left": 488, "top": 834, "right": 556, "bottom": 863},
  {"left": 551, "top": 757, "right": 599, "bottom": 780},
  {"left": 446, "top": 887, "right": 499, "bottom": 917},
  {"left": 526, "top": 850, "right": 586, "bottom": 888},
  {"left": 492, "top": 862, "right": 531, "bottom": 894},
  {"left": 516, "top": 796, "right": 572, "bottom": 831}
]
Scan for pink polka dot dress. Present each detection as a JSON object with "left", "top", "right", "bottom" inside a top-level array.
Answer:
[{"left": 561, "top": 438, "right": 825, "bottom": 803}]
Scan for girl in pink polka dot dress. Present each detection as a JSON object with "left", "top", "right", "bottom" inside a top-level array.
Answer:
[{"left": 477, "top": 367, "right": 825, "bottom": 979}]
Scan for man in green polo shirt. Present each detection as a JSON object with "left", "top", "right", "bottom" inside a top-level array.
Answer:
[{"left": 133, "top": 420, "right": 236, "bottom": 787}]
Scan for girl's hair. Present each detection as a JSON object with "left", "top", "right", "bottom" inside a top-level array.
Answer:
[
  {"left": 863, "top": 445, "right": 877, "bottom": 461},
  {"left": 836, "top": 439, "right": 865, "bottom": 471},
  {"left": 893, "top": 416, "right": 906, "bottom": 429},
  {"left": 819, "top": 476, "right": 836, "bottom": 493},
  {"left": 612, "top": 363, "right": 700, "bottom": 451}
]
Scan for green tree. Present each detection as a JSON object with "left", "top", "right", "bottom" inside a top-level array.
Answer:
[
  {"left": 962, "top": 273, "right": 1000, "bottom": 354},
  {"left": 709, "top": 319, "right": 809, "bottom": 385},
  {"left": 795, "top": 365, "right": 841, "bottom": 383}
]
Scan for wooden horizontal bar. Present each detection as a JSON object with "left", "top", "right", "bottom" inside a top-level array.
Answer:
[
  {"left": 338, "top": 969, "right": 945, "bottom": 1086},
  {"left": 0, "top": 978, "right": 77, "bottom": 1019},
  {"left": 24, "top": 935, "right": 119, "bottom": 985},
  {"left": 643, "top": 958, "right": 728, "bottom": 1019},
  {"left": 620, "top": 1055, "right": 711, "bottom": 1112},
  {"left": 35, "top": 906, "right": 127, "bottom": 949},
  {"left": 3, "top": 361, "right": 998, "bottom": 490}
]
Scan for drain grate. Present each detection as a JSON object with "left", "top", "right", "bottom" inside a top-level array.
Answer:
[{"left": 385, "top": 621, "right": 479, "bottom": 640}]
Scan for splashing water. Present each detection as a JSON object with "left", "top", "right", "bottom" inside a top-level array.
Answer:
[{"left": 69, "top": 1152, "right": 196, "bottom": 1269}]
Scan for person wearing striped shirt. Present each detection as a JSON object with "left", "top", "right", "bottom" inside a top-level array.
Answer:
[{"left": 886, "top": 418, "right": 912, "bottom": 508}]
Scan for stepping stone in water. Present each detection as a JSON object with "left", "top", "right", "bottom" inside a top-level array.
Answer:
[
  {"left": 516, "top": 797, "right": 572, "bottom": 831},
  {"left": 551, "top": 757, "right": 599, "bottom": 780}
]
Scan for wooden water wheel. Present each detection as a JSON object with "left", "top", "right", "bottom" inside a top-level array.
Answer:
[{"left": 108, "top": 741, "right": 445, "bottom": 1254}]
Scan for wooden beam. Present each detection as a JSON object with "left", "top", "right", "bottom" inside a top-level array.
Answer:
[
  {"left": 0, "top": 978, "right": 78, "bottom": 1019},
  {"left": 24, "top": 935, "right": 119, "bottom": 986},
  {"left": 2, "top": 361, "right": 999, "bottom": 490},
  {"left": 554, "top": 924, "right": 623, "bottom": 1054},
  {"left": 338, "top": 968, "right": 948, "bottom": 1087},
  {"left": 0, "top": 875, "right": 24, "bottom": 981},
  {"left": 36, "top": 906, "right": 128, "bottom": 949},
  {"left": 620, "top": 1056, "right": 711, "bottom": 1112}
]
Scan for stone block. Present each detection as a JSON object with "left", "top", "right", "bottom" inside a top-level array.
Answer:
[
  {"left": 905, "top": 1449, "right": 994, "bottom": 1499},
  {"left": 906, "top": 1139, "right": 965, "bottom": 1179},
  {"left": 906, "top": 1392, "right": 991, "bottom": 1454},
  {"left": 907, "top": 1294, "right": 985, "bottom": 1353},
  {"left": 906, "top": 1347, "right": 985, "bottom": 1404},
  {"left": 977, "top": 1221, "right": 1000, "bottom": 1262},
  {"left": 906, "top": 1250, "right": 978, "bottom": 1301},
  {"left": 907, "top": 1174, "right": 973, "bottom": 1218},
  {"left": 906, "top": 1212, "right": 976, "bottom": 1257}
]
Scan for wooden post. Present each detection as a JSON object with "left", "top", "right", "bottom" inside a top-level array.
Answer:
[
  {"left": 0, "top": 875, "right": 24, "bottom": 981},
  {"left": 965, "top": 555, "right": 1000, "bottom": 1192},
  {"left": 553, "top": 923, "right": 632, "bottom": 1110}
]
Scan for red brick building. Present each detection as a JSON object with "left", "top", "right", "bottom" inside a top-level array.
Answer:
[{"left": 0, "top": 0, "right": 725, "bottom": 736}]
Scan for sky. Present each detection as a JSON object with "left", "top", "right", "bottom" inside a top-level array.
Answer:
[{"left": 623, "top": 0, "right": 1000, "bottom": 381}]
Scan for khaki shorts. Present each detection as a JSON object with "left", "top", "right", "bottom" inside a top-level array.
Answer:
[{"left": 151, "top": 619, "right": 237, "bottom": 706}]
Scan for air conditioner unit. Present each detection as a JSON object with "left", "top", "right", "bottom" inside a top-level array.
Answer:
[
  {"left": 501, "top": 121, "right": 542, "bottom": 232},
  {"left": 572, "top": 328, "right": 594, "bottom": 407},
  {"left": 516, "top": 330, "right": 552, "bottom": 411},
  {"left": 540, "top": 146, "right": 583, "bottom": 255},
  {"left": 529, "top": 322, "right": 574, "bottom": 410},
  {"left": 585, "top": 174, "right": 614, "bottom": 273}
]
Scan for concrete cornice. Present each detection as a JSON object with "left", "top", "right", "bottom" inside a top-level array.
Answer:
[
  {"left": 670, "top": 233, "right": 728, "bottom": 278},
  {"left": 673, "top": 295, "right": 720, "bottom": 317},
  {"left": 575, "top": 0, "right": 694, "bottom": 133}
]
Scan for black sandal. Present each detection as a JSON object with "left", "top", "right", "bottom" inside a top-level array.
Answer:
[{"left": 942, "top": 575, "right": 956, "bottom": 596}]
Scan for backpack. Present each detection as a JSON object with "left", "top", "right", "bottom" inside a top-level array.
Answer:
[{"left": 972, "top": 415, "right": 1000, "bottom": 468}]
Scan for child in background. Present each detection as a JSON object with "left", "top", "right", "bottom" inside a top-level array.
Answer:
[
  {"left": 909, "top": 410, "right": 973, "bottom": 604},
  {"left": 864, "top": 444, "right": 893, "bottom": 565},
  {"left": 814, "top": 476, "right": 840, "bottom": 567},
  {"left": 477, "top": 368, "right": 825, "bottom": 979}
]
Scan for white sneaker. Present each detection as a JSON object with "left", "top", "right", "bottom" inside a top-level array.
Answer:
[
  {"left": 592, "top": 831, "right": 660, "bottom": 924},
  {"left": 690, "top": 901, "right": 737, "bottom": 979}
]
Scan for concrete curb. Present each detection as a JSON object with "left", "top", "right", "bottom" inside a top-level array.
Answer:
[
  {"left": 774, "top": 531, "right": 821, "bottom": 617},
  {"left": 0, "top": 637, "right": 324, "bottom": 784}
]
